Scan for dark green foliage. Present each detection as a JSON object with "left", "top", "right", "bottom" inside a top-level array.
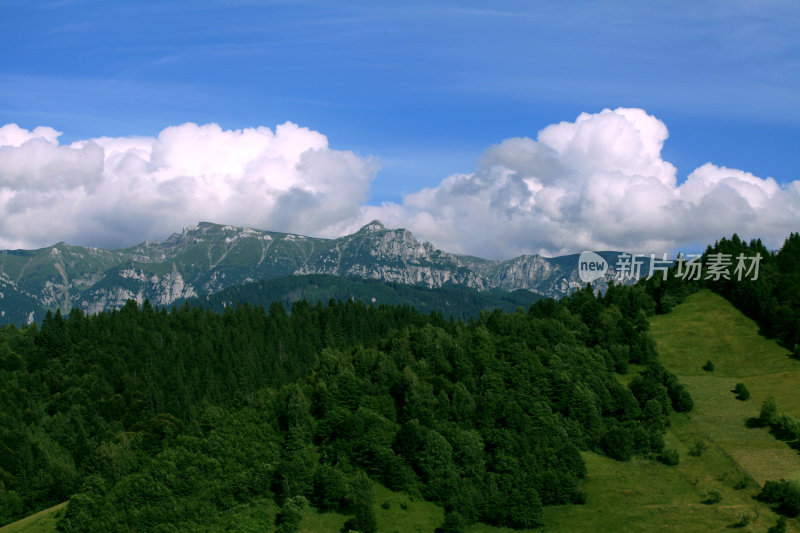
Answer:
[
  {"left": 733, "top": 382, "right": 751, "bottom": 400},
  {"left": 773, "top": 414, "right": 800, "bottom": 441},
  {"left": 672, "top": 386, "right": 694, "bottom": 413},
  {"left": 760, "top": 397, "right": 779, "bottom": 427},
  {"left": 768, "top": 515, "right": 788, "bottom": 533},
  {"left": 702, "top": 360, "right": 715, "bottom": 372},
  {"left": 657, "top": 448, "right": 680, "bottom": 466},
  {"left": 436, "top": 511, "right": 467, "bottom": 533},
  {"left": 276, "top": 495, "right": 307, "bottom": 533},
  {"left": 758, "top": 480, "right": 800, "bottom": 517},
  {"left": 737, "top": 512, "right": 751, "bottom": 527},
  {"left": 689, "top": 440, "right": 707, "bottom": 457},
  {"left": 702, "top": 490, "right": 722, "bottom": 505},
  {"left": 0, "top": 281, "right": 684, "bottom": 530},
  {"left": 0, "top": 485, "right": 23, "bottom": 525},
  {"left": 639, "top": 261, "right": 698, "bottom": 315},
  {"left": 344, "top": 472, "right": 377, "bottom": 533},
  {"left": 602, "top": 423, "right": 635, "bottom": 461},
  {"left": 753, "top": 397, "right": 800, "bottom": 443},
  {"left": 312, "top": 465, "right": 350, "bottom": 512},
  {"left": 629, "top": 363, "right": 693, "bottom": 414}
]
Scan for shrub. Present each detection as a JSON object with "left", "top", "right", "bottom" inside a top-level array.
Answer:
[
  {"left": 703, "top": 490, "right": 722, "bottom": 505},
  {"left": 275, "top": 495, "right": 307, "bottom": 533},
  {"left": 774, "top": 414, "right": 800, "bottom": 441},
  {"left": 435, "top": 511, "right": 467, "bottom": 533},
  {"left": 768, "top": 515, "right": 788, "bottom": 533},
  {"left": 689, "top": 440, "right": 707, "bottom": 457},
  {"left": 672, "top": 385, "right": 694, "bottom": 413},
  {"left": 702, "top": 360, "right": 714, "bottom": 372},
  {"left": 733, "top": 382, "right": 750, "bottom": 400},
  {"left": 758, "top": 479, "right": 800, "bottom": 517},
  {"left": 737, "top": 511, "right": 751, "bottom": 527},
  {"left": 657, "top": 448, "right": 680, "bottom": 466},
  {"left": 602, "top": 425, "right": 634, "bottom": 461},
  {"left": 760, "top": 397, "right": 779, "bottom": 426}
]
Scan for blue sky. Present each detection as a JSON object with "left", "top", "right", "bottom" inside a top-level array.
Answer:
[{"left": 1, "top": 1, "right": 798, "bottom": 256}]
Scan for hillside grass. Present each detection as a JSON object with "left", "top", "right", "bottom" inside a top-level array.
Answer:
[
  {"left": 171, "top": 482, "right": 446, "bottom": 532},
  {"left": 650, "top": 290, "right": 800, "bottom": 485},
  {"left": 542, "top": 416, "right": 780, "bottom": 532},
  {"left": 0, "top": 503, "right": 65, "bottom": 533},
  {"left": 544, "top": 289, "right": 800, "bottom": 532}
]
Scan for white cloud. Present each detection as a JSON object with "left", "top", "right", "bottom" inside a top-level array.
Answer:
[
  {"left": 0, "top": 122, "right": 377, "bottom": 249},
  {"left": 1, "top": 109, "right": 798, "bottom": 257},
  {"left": 0, "top": 124, "right": 61, "bottom": 147},
  {"left": 362, "top": 108, "right": 800, "bottom": 257}
]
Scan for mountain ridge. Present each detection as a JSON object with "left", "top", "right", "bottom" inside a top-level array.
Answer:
[{"left": 0, "top": 220, "right": 638, "bottom": 325}]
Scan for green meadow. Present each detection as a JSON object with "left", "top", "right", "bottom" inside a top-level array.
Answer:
[
  {"left": 544, "top": 290, "right": 800, "bottom": 532},
  {"left": 206, "top": 483, "right": 446, "bottom": 533},
  {"left": 650, "top": 290, "right": 800, "bottom": 486}
]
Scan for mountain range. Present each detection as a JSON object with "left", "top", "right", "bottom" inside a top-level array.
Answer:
[{"left": 0, "top": 220, "right": 642, "bottom": 326}]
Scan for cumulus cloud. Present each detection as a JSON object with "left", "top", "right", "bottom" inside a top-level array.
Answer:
[
  {"left": 364, "top": 108, "right": 800, "bottom": 257},
  {"left": 0, "top": 122, "right": 377, "bottom": 249},
  {"left": 1, "top": 109, "right": 798, "bottom": 257}
]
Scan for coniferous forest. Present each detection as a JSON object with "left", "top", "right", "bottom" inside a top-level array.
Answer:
[{"left": 0, "top": 280, "right": 690, "bottom": 531}]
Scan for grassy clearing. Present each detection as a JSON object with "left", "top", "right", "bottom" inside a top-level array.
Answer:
[
  {"left": 542, "top": 417, "right": 780, "bottom": 532},
  {"left": 0, "top": 503, "right": 65, "bottom": 533},
  {"left": 746, "top": 371, "right": 800, "bottom": 420},
  {"left": 650, "top": 290, "right": 800, "bottom": 485},
  {"left": 152, "top": 482, "right": 444, "bottom": 532},
  {"left": 544, "top": 289, "right": 800, "bottom": 532},
  {"left": 648, "top": 290, "right": 795, "bottom": 379},
  {"left": 371, "top": 484, "right": 445, "bottom": 533}
]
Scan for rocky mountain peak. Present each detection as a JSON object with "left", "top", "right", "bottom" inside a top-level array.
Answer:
[{"left": 357, "top": 220, "right": 387, "bottom": 234}]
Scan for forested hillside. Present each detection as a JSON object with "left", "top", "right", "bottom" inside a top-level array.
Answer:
[{"left": 0, "top": 282, "right": 689, "bottom": 531}]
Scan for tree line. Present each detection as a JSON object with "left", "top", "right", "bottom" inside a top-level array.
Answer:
[{"left": 641, "top": 232, "right": 800, "bottom": 354}]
